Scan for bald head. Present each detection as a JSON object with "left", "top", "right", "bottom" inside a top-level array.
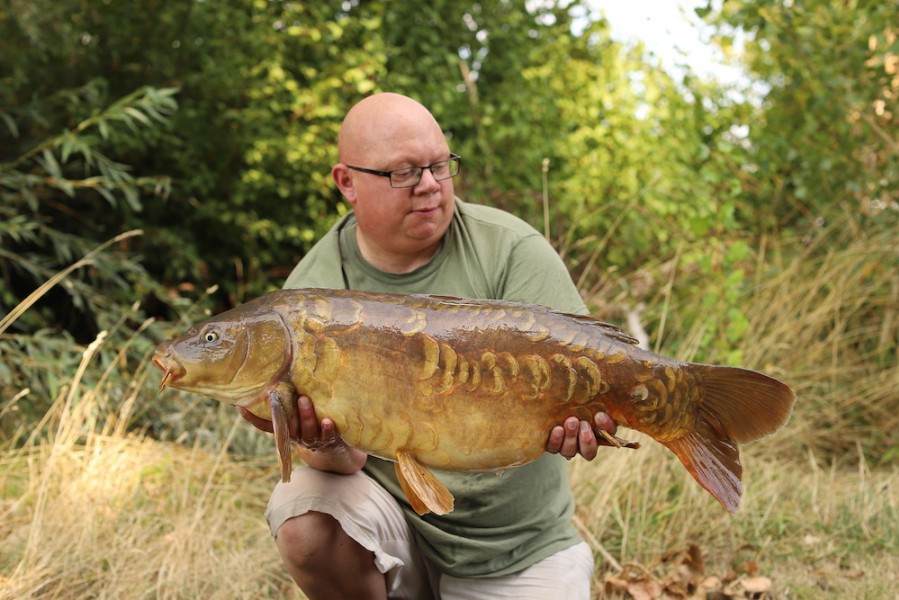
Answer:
[
  {"left": 337, "top": 93, "right": 447, "bottom": 165},
  {"left": 330, "top": 93, "right": 457, "bottom": 273}
]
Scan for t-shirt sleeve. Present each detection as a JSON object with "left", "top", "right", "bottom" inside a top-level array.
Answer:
[
  {"left": 281, "top": 218, "right": 349, "bottom": 290},
  {"left": 499, "top": 233, "right": 588, "bottom": 315}
]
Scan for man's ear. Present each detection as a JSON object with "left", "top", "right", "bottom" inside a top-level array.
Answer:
[{"left": 332, "top": 164, "right": 357, "bottom": 205}]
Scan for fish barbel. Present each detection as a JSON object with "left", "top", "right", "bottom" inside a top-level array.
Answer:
[{"left": 152, "top": 288, "right": 795, "bottom": 515}]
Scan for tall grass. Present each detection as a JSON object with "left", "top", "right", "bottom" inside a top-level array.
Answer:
[
  {"left": 1, "top": 214, "right": 897, "bottom": 598},
  {"left": 574, "top": 210, "right": 898, "bottom": 597},
  {"left": 0, "top": 326, "right": 296, "bottom": 599}
]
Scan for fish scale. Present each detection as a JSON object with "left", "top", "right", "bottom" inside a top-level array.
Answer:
[{"left": 153, "top": 288, "right": 796, "bottom": 516}]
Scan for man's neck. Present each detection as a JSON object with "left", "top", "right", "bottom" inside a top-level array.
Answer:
[{"left": 356, "top": 229, "right": 439, "bottom": 274}]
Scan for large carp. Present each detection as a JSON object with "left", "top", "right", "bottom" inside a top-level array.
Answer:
[{"left": 152, "top": 288, "right": 795, "bottom": 516}]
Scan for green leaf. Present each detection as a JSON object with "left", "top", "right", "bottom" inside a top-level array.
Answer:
[
  {"left": 96, "top": 186, "right": 118, "bottom": 207},
  {"left": 122, "top": 186, "right": 142, "bottom": 211},
  {"left": 124, "top": 107, "right": 152, "bottom": 126},
  {"left": 0, "top": 112, "right": 19, "bottom": 137},
  {"left": 41, "top": 149, "right": 62, "bottom": 179}
]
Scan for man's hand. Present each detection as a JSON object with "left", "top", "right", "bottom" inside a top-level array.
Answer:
[
  {"left": 238, "top": 394, "right": 367, "bottom": 474},
  {"left": 546, "top": 412, "right": 618, "bottom": 461}
]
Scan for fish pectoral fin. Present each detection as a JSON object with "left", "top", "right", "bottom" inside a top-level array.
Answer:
[
  {"left": 269, "top": 387, "right": 294, "bottom": 483},
  {"left": 394, "top": 451, "right": 454, "bottom": 516}
]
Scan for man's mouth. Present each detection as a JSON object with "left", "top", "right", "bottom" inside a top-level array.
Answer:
[{"left": 412, "top": 205, "right": 440, "bottom": 215}]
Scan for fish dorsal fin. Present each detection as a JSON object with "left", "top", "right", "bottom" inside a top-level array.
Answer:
[
  {"left": 416, "top": 293, "right": 641, "bottom": 346},
  {"left": 566, "top": 313, "right": 641, "bottom": 346},
  {"left": 394, "top": 451, "right": 455, "bottom": 516}
]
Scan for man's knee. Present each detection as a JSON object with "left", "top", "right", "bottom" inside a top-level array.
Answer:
[
  {"left": 275, "top": 511, "right": 341, "bottom": 567},
  {"left": 275, "top": 511, "right": 387, "bottom": 597}
]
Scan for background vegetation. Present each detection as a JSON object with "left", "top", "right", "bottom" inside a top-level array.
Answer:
[{"left": 1, "top": 0, "right": 896, "bottom": 597}]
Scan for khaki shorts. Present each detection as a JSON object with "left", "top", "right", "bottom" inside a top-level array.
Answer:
[{"left": 265, "top": 467, "right": 594, "bottom": 600}]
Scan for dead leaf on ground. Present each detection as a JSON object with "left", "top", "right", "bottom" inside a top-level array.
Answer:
[{"left": 599, "top": 543, "right": 781, "bottom": 600}]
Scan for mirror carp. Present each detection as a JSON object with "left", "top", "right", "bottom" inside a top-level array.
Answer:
[{"left": 153, "top": 288, "right": 795, "bottom": 516}]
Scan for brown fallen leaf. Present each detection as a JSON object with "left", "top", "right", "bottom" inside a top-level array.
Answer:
[
  {"left": 628, "top": 578, "right": 663, "bottom": 600},
  {"left": 741, "top": 575, "right": 772, "bottom": 593},
  {"left": 600, "top": 544, "right": 780, "bottom": 600}
]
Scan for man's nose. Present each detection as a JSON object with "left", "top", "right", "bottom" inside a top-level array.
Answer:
[{"left": 415, "top": 167, "right": 441, "bottom": 191}]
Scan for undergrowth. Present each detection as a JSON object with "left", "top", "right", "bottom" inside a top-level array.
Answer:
[{"left": 1, "top": 211, "right": 897, "bottom": 599}]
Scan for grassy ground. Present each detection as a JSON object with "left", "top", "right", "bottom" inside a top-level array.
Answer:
[
  {"left": 1, "top": 399, "right": 896, "bottom": 599},
  {"left": 2, "top": 217, "right": 896, "bottom": 598}
]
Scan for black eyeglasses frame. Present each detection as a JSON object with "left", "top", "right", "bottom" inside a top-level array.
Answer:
[{"left": 345, "top": 153, "right": 462, "bottom": 188}]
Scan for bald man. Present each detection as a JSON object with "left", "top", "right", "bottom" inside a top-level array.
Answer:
[{"left": 255, "top": 93, "right": 616, "bottom": 599}]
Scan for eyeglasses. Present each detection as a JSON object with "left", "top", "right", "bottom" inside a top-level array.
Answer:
[{"left": 346, "top": 153, "right": 461, "bottom": 188}]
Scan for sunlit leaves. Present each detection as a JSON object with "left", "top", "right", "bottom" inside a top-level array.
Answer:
[{"left": 703, "top": 1, "right": 898, "bottom": 226}]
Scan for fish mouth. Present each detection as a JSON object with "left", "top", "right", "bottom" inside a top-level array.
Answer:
[{"left": 152, "top": 351, "right": 185, "bottom": 390}]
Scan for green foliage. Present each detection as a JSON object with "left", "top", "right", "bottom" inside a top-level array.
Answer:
[
  {"left": 0, "top": 81, "right": 177, "bottom": 331},
  {"left": 1, "top": 1, "right": 895, "bottom": 465},
  {"left": 702, "top": 0, "right": 899, "bottom": 230},
  {"left": 0, "top": 78, "right": 183, "bottom": 438}
]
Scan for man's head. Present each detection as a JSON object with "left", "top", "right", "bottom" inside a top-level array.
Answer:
[{"left": 331, "top": 93, "right": 457, "bottom": 273}]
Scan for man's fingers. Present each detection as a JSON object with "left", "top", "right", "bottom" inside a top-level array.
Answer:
[
  {"left": 559, "top": 417, "right": 579, "bottom": 459},
  {"left": 297, "top": 395, "right": 322, "bottom": 446},
  {"left": 321, "top": 418, "right": 338, "bottom": 442},
  {"left": 594, "top": 411, "right": 617, "bottom": 435},
  {"left": 546, "top": 425, "right": 565, "bottom": 452},
  {"left": 237, "top": 405, "right": 274, "bottom": 433},
  {"left": 549, "top": 412, "right": 621, "bottom": 458},
  {"left": 578, "top": 420, "right": 598, "bottom": 461}
]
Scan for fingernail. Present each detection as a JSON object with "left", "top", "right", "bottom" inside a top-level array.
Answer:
[
  {"left": 579, "top": 421, "right": 590, "bottom": 434},
  {"left": 299, "top": 396, "right": 311, "bottom": 410},
  {"left": 566, "top": 420, "right": 577, "bottom": 431}
]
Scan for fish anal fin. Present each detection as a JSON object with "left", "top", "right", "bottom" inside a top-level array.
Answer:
[
  {"left": 394, "top": 451, "right": 454, "bottom": 516},
  {"left": 664, "top": 416, "right": 743, "bottom": 513},
  {"left": 269, "top": 386, "right": 295, "bottom": 483}
]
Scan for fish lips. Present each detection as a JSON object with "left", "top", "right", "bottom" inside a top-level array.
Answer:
[{"left": 152, "top": 350, "right": 186, "bottom": 390}]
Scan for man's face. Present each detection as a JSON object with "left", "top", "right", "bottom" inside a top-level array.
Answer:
[{"left": 344, "top": 122, "right": 456, "bottom": 268}]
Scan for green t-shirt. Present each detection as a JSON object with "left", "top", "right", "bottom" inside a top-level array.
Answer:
[{"left": 283, "top": 198, "right": 588, "bottom": 577}]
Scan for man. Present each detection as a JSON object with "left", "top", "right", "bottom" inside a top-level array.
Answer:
[{"left": 256, "top": 93, "right": 617, "bottom": 599}]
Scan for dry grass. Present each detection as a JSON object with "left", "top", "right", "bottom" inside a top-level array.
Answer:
[
  {"left": 570, "top": 437, "right": 898, "bottom": 598},
  {"left": 2, "top": 215, "right": 897, "bottom": 599},
  {"left": 2, "top": 392, "right": 895, "bottom": 599},
  {"left": 0, "top": 339, "right": 297, "bottom": 599},
  {"left": 0, "top": 432, "right": 293, "bottom": 599}
]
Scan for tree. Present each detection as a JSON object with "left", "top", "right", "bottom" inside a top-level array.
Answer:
[{"left": 702, "top": 0, "right": 898, "bottom": 230}]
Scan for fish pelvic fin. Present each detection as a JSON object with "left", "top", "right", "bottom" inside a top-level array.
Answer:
[
  {"left": 269, "top": 387, "right": 295, "bottom": 483},
  {"left": 394, "top": 451, "right": 455, "bottom": 516},
  {"left": 664, "top": 365, "right": 796, "bottom": 512}
]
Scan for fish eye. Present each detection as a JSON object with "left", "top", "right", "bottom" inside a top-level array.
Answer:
[{"left": 203, "top": 330, "right": 219, "bottom": 343}]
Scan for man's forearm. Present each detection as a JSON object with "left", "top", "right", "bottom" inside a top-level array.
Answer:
[{"left": 296, "top": 444, "right": 368, "bottom": 475}]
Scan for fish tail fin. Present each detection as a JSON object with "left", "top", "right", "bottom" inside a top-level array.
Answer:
[
  {"left": 664, "top": 365, "right": 795, "bottom": 512},
  {"left": 664, "top": 420, "right": 743, "bottom": 512}
]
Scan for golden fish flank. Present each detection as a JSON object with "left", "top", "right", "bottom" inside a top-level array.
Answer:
[{"left": 152, "top": 288, "right": 796, "bottom": 517}]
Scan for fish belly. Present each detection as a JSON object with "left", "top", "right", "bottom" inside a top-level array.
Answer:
[{"left": 283, "top": 292, "right": 644, "bottom": 472}]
